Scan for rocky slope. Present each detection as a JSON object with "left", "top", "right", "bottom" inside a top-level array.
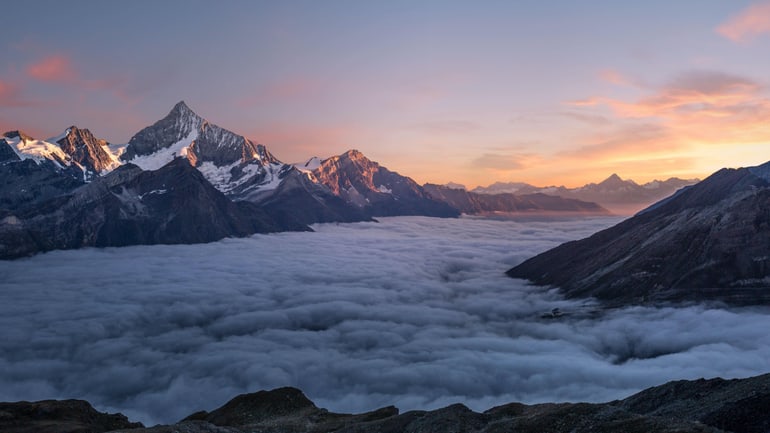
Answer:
[
  {"left": 507, "top": 160, "right": 770, "bottom": 305},
  {"left": 1, "top": 135, "right": 85, "bottom": 213},
  {"left": 0, "top": 157, "right": 306, "bottom": 259},
  {"left": 473, "top": 175, "right": 698, "bottom": 214},
  {"left": 55, "top": 126, "right": 119, "bottom": 179},
  {"left": 3, "top": 373, "right": 768, "bottom": 433},
  {"left": 121, "top": 101, "right": 284, "bottom": 196},
  {"left": 118, "top": 102, "right": 373, "bottom": 223},
  {"left": 311, "top": 150, "right": 459, "bottom": 218},
  {"left": 423, "top": 183, "right": 610, "bottom": 215}
]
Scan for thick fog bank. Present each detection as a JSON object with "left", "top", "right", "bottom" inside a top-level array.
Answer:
[{"left": 1, "top": 216, "right": 769, "bottom": 425}]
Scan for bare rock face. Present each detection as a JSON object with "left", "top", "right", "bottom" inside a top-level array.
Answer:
[
  {"left": 507, "top": 161, "right": 770, "bottom": 306},
  {"left": 0, "top": 399, "right": 142, "bottom": 433},
  {"left": 0, "top": 138, "right": 20, "bottom": 163},
  {"left": 256, "top": 168, "right": 372, "bottom": 225},
  {"left": 56, "top": 126, "right": 115, "bottom": 178},
  {"left": 0, "top": 137, "right": 84, "bottom": 214},
  {"left": 312, "top": 150, "right": 459, "bottom": 218}
]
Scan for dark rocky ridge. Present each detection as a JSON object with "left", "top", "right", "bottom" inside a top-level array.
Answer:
[
  {"left": 3, "top": 373, "right": 768, "bottom": 433},
  {"left": 423, "top": 183, "right": 610, "bottom": 215},
  {"left": 0, "top": 138, "right": 20, "bottom": 162},
  {"left": 1, "top": 137, "right": 85, "bottom": 215},
  {"left": 256, "top": 168, "right": 372, "bottom": 225},
  {"left": 507, "top": 161, "right": 770, "bottom": 306},
  {"left": 0, "top": 399, "right": 142, "bottom": 433},
  {"left": 0, "top": 157, "right": 306, "bottom": 259},
  {"left": 312, "top": 150, "right": 459, "bottom": 218}
]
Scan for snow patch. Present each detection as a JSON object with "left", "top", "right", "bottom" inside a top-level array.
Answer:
[
  {"left": 294, "top": 157, "right": 321, "bottom": 173},
  {"left": 378, "top": 185, "right": 392, "bottom": 194},
  {"left": 256, "top": 163, "right": 285, "bottom": 191},
  {"left": 126, "top": 129, "right": 199, "bottom": 171},
  {"left": 4, "top": 135, "right": 71, "bottom": 168},
  {"left": 138, "top": 189, "right": 168, "bottom": 199}
]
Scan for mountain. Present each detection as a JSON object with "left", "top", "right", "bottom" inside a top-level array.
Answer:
[
  {"left": 119, "top": 102, "right": 373, "bottom": 224},
  {"left": 5, "top": 372, "right": 769, "bottom": 433},
  {"left": 311, "top": 150, "right": 459, "bottom": 218},
  {"left": 507, "top": 160, "right": 770, "bottom": 306},
  {"left": 121, "top": 101, "right": 285, "bottom": 197},
  {"left": 0, "top": 157, "right": 306, "bottom": 259},
  {"left": 55, "top": 126, "right": 119, "bottom": 179},
  {"left": 1, "top": 132, "right": 86, "bottom": 213},
  {"left": 473, "top": 176, "right": 699, "bottom": 214},
  {"left": 423, "top": 183, "right": 610, "bottom": 215}
]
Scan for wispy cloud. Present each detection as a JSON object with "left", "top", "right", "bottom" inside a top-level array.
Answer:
[
  {"left": 26, "top": 55, "right": 77, "bottom": 83},
  {"left": 717, "top": 0, "right": 770, "bottom": 42},
  {"left": 598, "top": 69, "right": 633, "bottom": 86}
]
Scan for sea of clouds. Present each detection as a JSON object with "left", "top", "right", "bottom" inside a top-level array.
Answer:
[{"left": 1, "top": 215, "right": 769, "bottom": 425}]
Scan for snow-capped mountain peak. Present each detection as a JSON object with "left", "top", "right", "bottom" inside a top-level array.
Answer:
[
  {"left": 2, "top": 130, "right": 73, "bottom": 168},
  {"left": 120, "top": 101, "right": 286, "bottom": 197}
]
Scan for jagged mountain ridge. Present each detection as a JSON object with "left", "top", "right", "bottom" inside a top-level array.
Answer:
[
  {"left": 56, "top": 126, "right": 119, "bottom": 179},
  {"left": 472, "top": 175, "right": 699, "bottom": 214},
  {"left": 2, "top": 101, "right": 618, "bottom": 259},
  {"left": 3, "top": 373, "right": 768, "bottom": 433},
  {"left": 507, "top": 160, "right": 770, "bottom": 306},
  {"left": 423, "top": 183, "right": 610, "bottom": 215},
  {"left": 0, "top": 158, "right": 306, "bottom": 259},
  {"left": 121, "top": 101, "right": 284, "bottom": 196},
  {"left": 311, "top": 150, "right": 459, "bottom": 217}
]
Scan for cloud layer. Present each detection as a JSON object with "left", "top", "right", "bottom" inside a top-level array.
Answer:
[
  {"left": 1, "top": 216, "right": 769, "bottom": 426},
  {"left": 717, "top": 0, "right": 770, "bottom": 42}
]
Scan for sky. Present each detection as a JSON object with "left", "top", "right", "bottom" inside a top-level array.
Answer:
[
  {"left": 2, "top": 216, "right": 769, "bottom": 425},
  {"left": 2, "top": 0, "right": 770, "bottom": 188}
]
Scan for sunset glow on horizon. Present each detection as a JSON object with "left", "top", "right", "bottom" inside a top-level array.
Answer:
[{"left": 2, "top": 1, "right": 770, "bottom": 188}]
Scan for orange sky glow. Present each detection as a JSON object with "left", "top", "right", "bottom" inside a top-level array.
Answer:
[{"left": 2, "top": 1, "right": 770, "bottom": 189}]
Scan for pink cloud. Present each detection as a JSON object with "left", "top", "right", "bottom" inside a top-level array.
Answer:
[
  {"left": 598, "top": 69, "right": 631, "bottom": 86},
  {"left": 717, "top": 1, "right": 770, "bottom": 42},
  {"left": 26, "top": 55, "right": 77, "bottom": 82}
]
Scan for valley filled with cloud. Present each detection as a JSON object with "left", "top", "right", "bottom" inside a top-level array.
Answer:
[{"left": 1, "top": 216, "right": 769, "bottom": 425}]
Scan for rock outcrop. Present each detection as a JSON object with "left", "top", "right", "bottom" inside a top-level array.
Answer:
[
  {"left": 56, "top": 126, "right": 117, "bottom": 179},
  {"left": 6, "top": 373, "right": 769, "bottom": 433},
  {"left": 0, "top": 399, "right": 142, "bottom": 433}
]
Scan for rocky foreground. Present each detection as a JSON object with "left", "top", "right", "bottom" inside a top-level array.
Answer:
[{"left": 1, "top": 373, "right": 768, "bottom": 433}]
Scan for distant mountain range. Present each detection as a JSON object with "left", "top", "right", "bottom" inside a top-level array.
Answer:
[
  {"left": 508, "top": 160, "right": 770, "bottom": 306},
  {"left": 3, "top": 372, "right": 769, "bottom": 432},
  {"left": 0, "top": 101, "right": 608, "bottom": 258},
  {"left": 471, "top": 175, "right": 699, "bottom": 215},
  {"left": 423, "top": 183, "right": 608, "bottom": 215}
]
